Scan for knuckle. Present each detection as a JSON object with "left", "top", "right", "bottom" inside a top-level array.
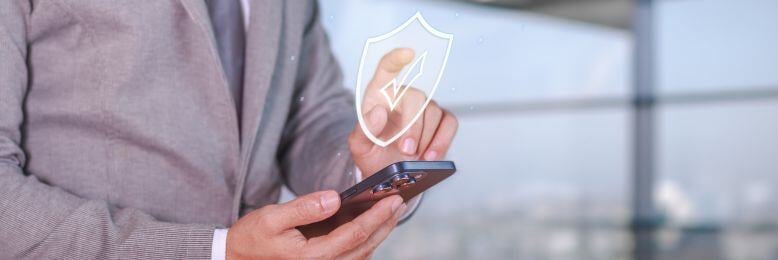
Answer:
[
  {"left": 295, "top": 198, "right": 321, "bottom": 220},
  {"left": 302, "top": 248, "right": 333, "bottom": 260},
  {"left": 254, "top": 205, "right": 277, "bottom": 226},
  {"left": 255, "top": 213, "right": 273, "bottom": 229},
  {"left": 411, "top": 89, "right": 427, "bottom": 101},
  {"left": 429, "top": 105, "right": 443, "bottom": 118},
  {"left": 349, "top": 224, "right": 370, "bottom": 244},
  {"left": 360, "top": 250, "right": 374, "bottom": 260}
]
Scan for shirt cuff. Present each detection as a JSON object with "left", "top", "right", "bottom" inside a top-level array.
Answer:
[
  {"left": 211, "top": 228, "right": 228, "bottom": 260},
  {"left": 354, "top": 167, "right": 422, "bottom": 222}
]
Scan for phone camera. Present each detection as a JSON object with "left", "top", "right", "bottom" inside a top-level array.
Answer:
[
  {"left": 372, "top": 182, "right": 393, "bottom": 194},
  {"left": 372, "top": 173, "right": 418, "bottom": 194},
  {"left": 391, "top": 173, "right": 416, "bottom": 189}
]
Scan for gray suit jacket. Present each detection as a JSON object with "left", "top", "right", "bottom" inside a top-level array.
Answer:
[{"left": 0, "top": 1, "right": 358, "bottom": 258}]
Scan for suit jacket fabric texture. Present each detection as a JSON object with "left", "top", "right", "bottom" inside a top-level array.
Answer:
[{"left": 0, "top": 1, "right": 357, "bottom": 258}]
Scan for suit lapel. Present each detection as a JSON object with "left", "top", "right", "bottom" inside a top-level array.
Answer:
[
  {"left": 179, "top": 0, "right": 242, "bottom": 199},
  {"left": 180, "top": 0, "right": 280, "bottom": 146},
  {"left": 240, "top": 0, "right": 282, "bottom": 146},
  {"left": 230, "top": 0, "right": 283, "bottom": 223},
  {"left": 179, "top": 0, "right": 237, "bottom": 109},
  {"left": 178, "top": 1, "right": 220, "bottom": 76}
]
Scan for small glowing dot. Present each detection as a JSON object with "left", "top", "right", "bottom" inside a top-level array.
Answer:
[
  {"left": 455, "top": 12, "right": 460, "bottom": 17},
  {"left": 328, "top": 15, "right": 334, "bottom": 20},
  {"left": 477, "top": 36, "right": 484, "bottom": 44},
  {"left": 336, "top": 152, "right": 342, "bottom": 157},
  {"left": 299, "top": 96, "right": 305, "bottom": 102},
  {"left": 290, "top": 55, "right": 296, "bottom": 61},
  {"left": 451, "top": 87, "right": 456, "bottom": 92}
]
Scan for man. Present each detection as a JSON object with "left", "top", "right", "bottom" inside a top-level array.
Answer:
[{"left": 0, "top": 1, "right": 457, "bottom": 259}]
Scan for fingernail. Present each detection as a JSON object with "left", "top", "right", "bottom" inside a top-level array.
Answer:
[
  {"left": 398, "top": 204, "right": 407, "bottom": 216},
  {"left": 394, "top": 203, "right": 407, "bottom": 219},
  {"left": 391, "top": 197, "right": 403, "bottom": 213},
  {"left": 424, "top": 151, "right": 438, "bottom": 161},
  {"left": 320, "top": 191, "right": 339, "bottom": 212},
  {"left": 402, "top": 138, "right": 416, "bottom": 155}
]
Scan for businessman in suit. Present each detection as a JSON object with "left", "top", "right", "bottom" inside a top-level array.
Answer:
[{"left": 0, "top": 1, "right": 457, "bottom": 259}]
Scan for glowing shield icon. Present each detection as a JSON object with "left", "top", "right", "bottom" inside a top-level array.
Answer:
[{"left": 355, "top": 12, "right": 453, "bottom": 147}]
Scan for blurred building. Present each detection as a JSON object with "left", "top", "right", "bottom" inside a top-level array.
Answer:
[{"left": 315, "top": 0, "right": 778, "bottom": 259}]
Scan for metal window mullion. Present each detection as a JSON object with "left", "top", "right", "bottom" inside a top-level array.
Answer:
[{"left": 632, "top": 0, "right": 658, "bottom": 259}]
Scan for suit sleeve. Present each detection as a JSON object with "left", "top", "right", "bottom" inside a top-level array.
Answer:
[
  {"left": 0, "top": 2, "right": 215, "bottom": 259},
  {"left": 277, "top": 2, "right": 358, "bottom": 195}
]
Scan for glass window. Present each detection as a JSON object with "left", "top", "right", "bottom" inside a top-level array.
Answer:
[
  {"left": 655, "top": 100, "right": 778, "bottom": 259},
  {"left": 320, "top": 0, "right": 632, "bottom": 106},
  {"left": 316, "top": 0, "right": 634, "bottom": 259},
  {"left": 377, "top": 110, "right": 631, "bottom": 259},
  {"left": 656, "top": 0, "right": 778, "bottom": 93},
  {"left": 657, "top": 101, "right": 778, "bottom": 225},
  {"left": 654, "top": 0, "right": 778, "bottom": 259}
]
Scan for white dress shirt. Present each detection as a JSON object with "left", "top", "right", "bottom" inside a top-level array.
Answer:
[{"left": 211, "top": 2, "right": 421, "bottom": 258}]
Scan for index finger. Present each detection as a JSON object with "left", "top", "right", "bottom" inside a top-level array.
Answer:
[
  {"left": 364, "top": 48, "right": 416, "bottom": 109},
  {"left": 371, "top": 48, "right": 415, "bottom": 85}
]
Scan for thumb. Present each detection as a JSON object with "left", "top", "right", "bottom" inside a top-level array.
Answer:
[
  {"left": 270, "top": 190, "right": 340, "bottom": 231},
  {"left": 350, "top": 106, "right": 388, "bottom": 156}
]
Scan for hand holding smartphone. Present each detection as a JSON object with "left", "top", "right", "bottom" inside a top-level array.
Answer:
[{"left": 298, "top": 161, "right": 456, "bottom": 238}]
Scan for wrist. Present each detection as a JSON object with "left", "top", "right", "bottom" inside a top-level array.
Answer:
[{"left": 224, "top": 228, "right": 242, "bottom": 260}]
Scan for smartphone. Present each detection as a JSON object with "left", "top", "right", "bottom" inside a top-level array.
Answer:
[{"left": 298, "top": 161, "right": 456, "bottom": 238}]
